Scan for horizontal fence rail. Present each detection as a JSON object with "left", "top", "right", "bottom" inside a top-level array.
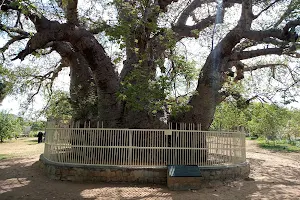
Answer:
[{"left": 44, "top": 123, "right": 246, "bottom": 167}]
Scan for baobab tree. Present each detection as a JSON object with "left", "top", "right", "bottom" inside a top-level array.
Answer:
[{"left": 0, "top": 0, "right": 299, "bottom": 129}]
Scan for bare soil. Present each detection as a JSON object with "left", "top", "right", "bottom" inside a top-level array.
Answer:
[{"left": 0, "top": 138, "right": 299, "bottom": 200}]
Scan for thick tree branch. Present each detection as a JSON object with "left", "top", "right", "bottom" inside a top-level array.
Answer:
[
  {"left": 233, "top": 39, "right": 257, "bottom": 52},
  {"left": 1, "top": 0, "right": 59, "bottom": 32},
  {"left": 158, "top": 0, "right": 179, "bottom": 11},
  {"left": 237, "top": 19, "right": 300, "bottom": 53},
  {"left": 0, "top": 23, "right": 31, "bottom": 36},
  {"left": 56, "top": 0, "right": 79, "bottom": 25},
  {"left": 244, "top": 63, "right": 288, "bottom": 72},
  {"left": 172, "top": 0, "right": 253, "bottom": 38},
  {"left": 244, "top": 29, "right": 293, "bottom": 42},
  {"left": 283, "top": 19, "right": 300, "bottom": 36},
  {"left": 89, "top": 22, "right": 111, "bottom": 34},
  {"left": 175, "top": 0, "right": 211, "bottom": 27},
  {"left": 230, "top": 48, "right": 284, "bottom": 60},
  {"left": 273, "top": 0, "right": 296, "bottom": 28},
  {"left": 2, "top": 0, "right": 119, "bottom": 109},
  {"left": 233, "top": 38, "right": 299, "bottom": 58},
  {"left": 173, "top": 15, "right": 215, "bottom": 38},
  {"left": 175, "top": 0, "right": 242, "bottom": 28},
  {"left": 0, "top": 23, "right": 30, "bottom": 56},
  {"left": 173, "top": 0, "right": 239, "bottom": 38},
  {"left": 11, "top": 24, "right": 70, "bottom": 60},
  {"left": 238, "top": 0, "right": 254, "bottom": 30},
  {"left": 0, "top": 35, "right": 28, "bottom": 53}
]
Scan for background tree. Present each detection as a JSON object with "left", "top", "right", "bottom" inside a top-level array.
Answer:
[
  {"left": 247, "top": 103, "right": 289, "bottom": 139},
  {"left": 29, "top": 120, "right": 46, "bottom": 132},
  {"left": 44, "top": 90, "right": 73, "bottom": 121},
  {"left": 0, "top": 111, "right": 21, "bottom": 142},
  {"left": 0, "top": 64, "right": 13, "bottom": 104},
  {"left": 0, "top": 0, "right": 299, "bottom": 129},
  {"left": 282, "top": 109, "right": 300, "bottom": 143},
  {"left": 212, "top": 99, "right": 300, "bottom": 143},
  {"left": 211, "top": 101, "right": 249, "bottom": 131}
]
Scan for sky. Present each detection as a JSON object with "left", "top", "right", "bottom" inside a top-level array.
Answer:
[{"left": 0, "top": 67, "right": 70, "bottom": 118}]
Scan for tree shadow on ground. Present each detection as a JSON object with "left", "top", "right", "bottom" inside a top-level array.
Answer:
[{"left": 0, "top": 156, "right": 300, "bottom": 200}]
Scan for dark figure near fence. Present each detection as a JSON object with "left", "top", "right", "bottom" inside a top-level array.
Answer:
[{"left": 37, "top": 132, "right": 43, "bottom": 143}]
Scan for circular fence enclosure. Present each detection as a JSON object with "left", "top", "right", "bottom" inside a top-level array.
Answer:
[{"left": 40, "top": 122, "right": 250, "bottom": 186}]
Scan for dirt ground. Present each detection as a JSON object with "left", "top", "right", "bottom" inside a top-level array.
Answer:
[{"left": 0, "top": 138, "right": 299, "bottom": 200}]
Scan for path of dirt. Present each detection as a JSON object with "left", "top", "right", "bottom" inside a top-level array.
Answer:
[{"left": 0, "top": 139, "right": 299, "bottom": 200}]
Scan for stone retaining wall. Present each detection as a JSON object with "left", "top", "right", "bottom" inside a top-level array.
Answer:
[
  {"left": 39, "top": 154, "right": 250, "bottom": 185},
  {"left": 39, "top": 155, "right": 167, "bottom": 184}
]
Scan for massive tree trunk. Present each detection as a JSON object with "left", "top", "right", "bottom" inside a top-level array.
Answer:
[
  {"left": 174, "top": 29, "right": 244, "bottom": 129},
  {"left": 53, "top": 42, "right": 98, "bottom": 121},
  {"left": 173, "top": 0, "right": 254, "bottom": 129},
  {"left": 1, "top": 0, "right": 299, "bottom": 129}
]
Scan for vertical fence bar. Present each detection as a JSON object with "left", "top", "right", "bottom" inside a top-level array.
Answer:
[
  {"left": 129, "top": 130, "right": 132, "bottom": 166},
  {"left": 242, "top": 129, "right": 246, "bottom": 162},
  {"left": 96, "top": 128, "right": 100, "bottom": 165},
  {"left": 118, "top": 130, "right": 121, "bottom": 165}
]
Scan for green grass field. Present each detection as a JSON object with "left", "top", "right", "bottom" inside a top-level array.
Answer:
[
  {"left": 257, "top": 138, "right": 300, "bottom": 152},
  {"left": 0, "top": 154, "right": 9, "bottom": 160}
]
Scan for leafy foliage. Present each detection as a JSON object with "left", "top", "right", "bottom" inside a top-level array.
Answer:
[
  {"left": 213, "top": 100, "right": 300, "bottom": 144},
  {"left": 211, "top": 101, "right": 249, "bottom": 131},
  {"left": 0, "top": 111, "right": 21, "bottom": 142},
  {"left": 29, "top": 120, "right": 45, "bottom": 132},
  {"left": 247, "top": 104, "right": 289, "bottom": 139},
  {"left": 282, "top": 109, "right": 300, "bottom": 143},
  {"left": 0, "top": 65, "right": 13, "bottom": 103},
  {"left": 45, "top": 90, "right": 73, "bottom": 121},
  {"left": 118, "top": 52, "right": 198, "bottom": 116}
]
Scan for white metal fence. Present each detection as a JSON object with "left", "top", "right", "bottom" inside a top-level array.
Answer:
[{"left": 44, "top": 122, "right": 246, "bottom": 167}]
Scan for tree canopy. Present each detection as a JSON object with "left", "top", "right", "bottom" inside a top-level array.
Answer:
[
  {"left": 0, "top": 0, "right": 299, "bottom": 129},
  {"left": 212, "top": 100, "right": 300, "bottom": 143},
  {"left": 0, "top": 111, "right": 23, "bottom": 142}
]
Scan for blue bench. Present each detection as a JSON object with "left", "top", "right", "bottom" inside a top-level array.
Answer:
[{"left": 168, "top": 165, "right": 201, "bottom": 177}]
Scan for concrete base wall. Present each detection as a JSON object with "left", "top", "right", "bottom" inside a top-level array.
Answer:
[
  {"left": 39, "top": 155, "right": 167, "bottom": 184},
  {"left": 39, "top": 154, "right": 250, "bottom": 185}
]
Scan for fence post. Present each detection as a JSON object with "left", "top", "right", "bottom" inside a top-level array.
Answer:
[
  {"left": 241, "top": 127, "right": 246, "bottom": 162},
  {"left": 129, "top": 130, "right": 133, "bottom": 165}
]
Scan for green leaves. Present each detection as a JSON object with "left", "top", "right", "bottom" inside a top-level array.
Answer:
[
  {"left": 0, "top": 65, "right": 13, "bottom": 103},
  {"left": 211, "top": 101, "right": 249, "bottom": 131},
  {"left": 0, "top": 111, "right": 19, "bottom": 142},
  {"left": 45, "top": 90, "right": 73, "bottom": 121},
  {"left": 117, "top": 50, "right": 199, "bottom": 117},
  {"left": 212, "top": 100, "right": 300, "bottom": 142},
  {"left": 118, "top": 68, "right": 167, "bottom": 113}
]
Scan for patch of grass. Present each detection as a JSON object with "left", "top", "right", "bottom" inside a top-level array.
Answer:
[
  {"left": 0, "top": 137, "right": 44, "bottom": 158},
  {"left": 246, "top": 136, "right": 258, "bottom": 140},
  {"left": 257, "top": 139, "right": 300, "bottom": 152},
  {"left": 0, "top": 154, "right": 10, "bottom": 160}
]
